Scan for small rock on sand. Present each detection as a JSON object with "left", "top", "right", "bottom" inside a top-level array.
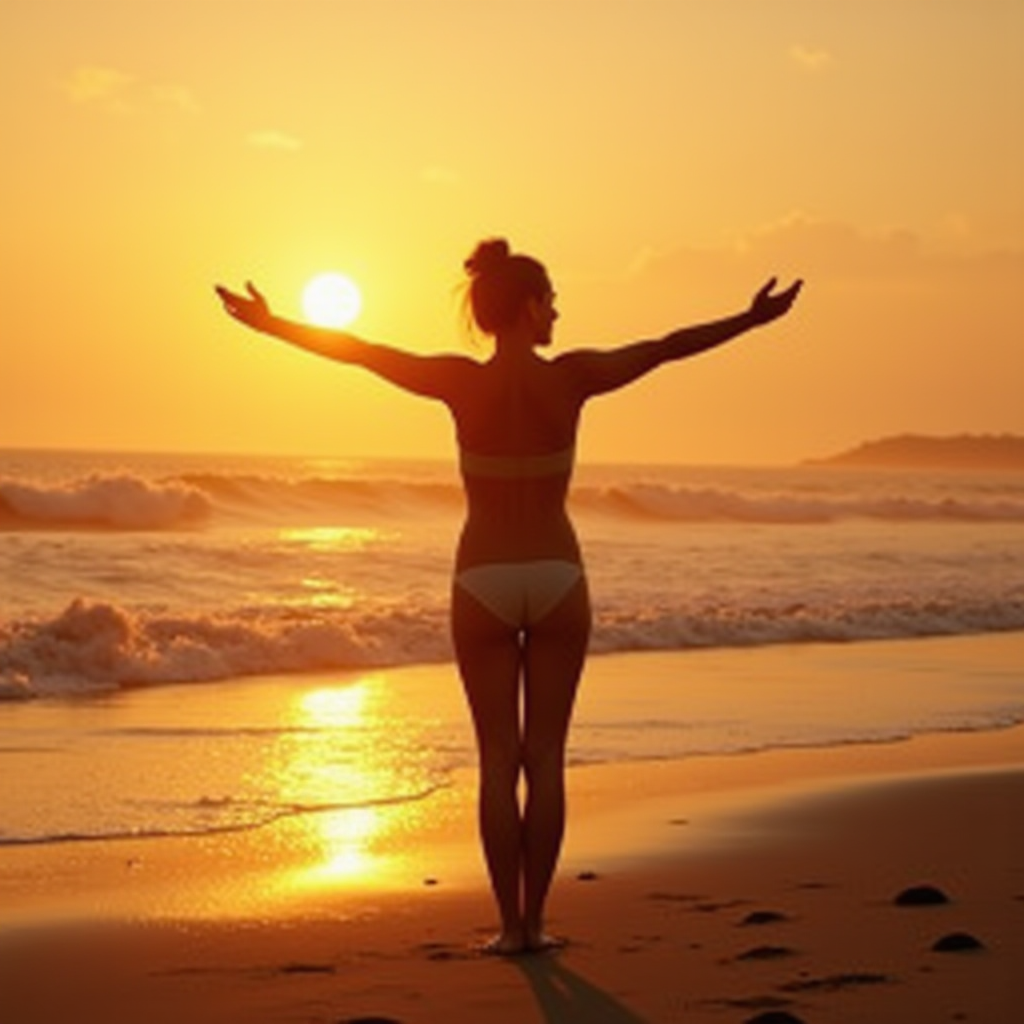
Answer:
[
  {"left": 932, "top": 932, "right": 985, "bottom": 953},
  {"left": 894, "top": 884, "right": 950, "bottom": 906}
]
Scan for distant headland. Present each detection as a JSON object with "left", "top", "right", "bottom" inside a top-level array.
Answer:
[{"left": 805, "top": 434, "right": 1024, "bottom": 471}]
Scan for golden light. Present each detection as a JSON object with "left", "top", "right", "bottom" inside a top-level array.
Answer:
[
  {"left": 271, "top": 680, "right": 398, "bottom": 891},
  {"left": 301, "top": 272, "right": 363, "bottom": 328},
  {"left": 278, "top": 525, "right": 382, "bottom": 551}
]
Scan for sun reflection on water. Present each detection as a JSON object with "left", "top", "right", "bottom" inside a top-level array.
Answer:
[
  {"left": 277, "top": 525, "right": 386, "bottom": 551},
  {"left": 268, "top": 678, "right": 430, "bottom": 894}
]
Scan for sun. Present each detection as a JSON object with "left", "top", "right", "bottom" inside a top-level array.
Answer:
[{"left": 301, "top": 272, "right": 363, "bottom": 328}]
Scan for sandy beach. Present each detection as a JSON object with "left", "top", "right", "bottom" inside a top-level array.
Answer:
[{"left": 2, "top": 644, "right": 1022, "bottom": 1024}]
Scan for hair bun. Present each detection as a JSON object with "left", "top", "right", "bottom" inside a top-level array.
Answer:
[{"left": 464, "top": 238, "right": 511, "bottom": 277}]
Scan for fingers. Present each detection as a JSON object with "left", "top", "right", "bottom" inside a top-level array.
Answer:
[
  {"left": 214, "top": 284, "right": 251, "bottom": 322},
  {"left": 214, "top": 281, "right": 269, "bottom": 325},
  {"left": 215, "top": 283, "right": 245, "bottom": 303},
  {"left": 214, "top": 284, "right": 239, "bottom": 313},
  {"left": 779, "top": 279, "right": 803, "bottom": 310},
  {"left": 757, "top": 277, "right": 803, "bottom": 307}
]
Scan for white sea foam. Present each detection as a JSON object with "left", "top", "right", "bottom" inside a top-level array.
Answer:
[
  {"left": 3, "top": 465, "right": 1023, "bottom": 533},
  {"left": 0, "top": 598, "right": 452, "bottom": 698},
  {"left": 2, "top": 633, "right": 1023, "bottom": 850},
  {"left": 575, "top": 482, "right": 1024, "bottom": 523},
  {"left": 3, "top": 589, "right": 1023, "bottom": 699},
  {"left": 3, "top": 450, "right": 1024, "bottom": 857},
  {"left": 3, "top": 450, "right": 1023, "bottom": 698},
  {"left": 0, "top": 475, "right": 210, "bottom": 530}
]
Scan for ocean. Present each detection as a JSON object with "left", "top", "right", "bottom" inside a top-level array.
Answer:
[{"left": 1, "top": 447, "right": 1023, "bottom": 851}]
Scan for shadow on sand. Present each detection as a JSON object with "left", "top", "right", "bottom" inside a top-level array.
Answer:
[{"left": 515, "top": 954, "right": 651, "bottom": 1024}]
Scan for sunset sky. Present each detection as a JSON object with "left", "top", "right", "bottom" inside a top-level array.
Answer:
[{"left": 4, "top": 0, "right": 1022, "bottom": 465}]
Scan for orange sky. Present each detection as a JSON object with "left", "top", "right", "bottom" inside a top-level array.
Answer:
[{"left": 3, "top": 0, "right": 1022, "bottom": 465}]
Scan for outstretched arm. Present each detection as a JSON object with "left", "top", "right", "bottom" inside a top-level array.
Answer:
[
  {"left": 563, "top": 278, "right": 802, "bottom": 399},
  {"left": 215, "top": 281, "right": 468, "bottom": 400}
]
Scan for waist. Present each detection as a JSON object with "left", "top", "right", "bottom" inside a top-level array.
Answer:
[
  {"left": 459, "top": 444, "right": 575, "bottom": 480},
  {"left": 455, "top": 515, "right": 582, "bottom": 572}
]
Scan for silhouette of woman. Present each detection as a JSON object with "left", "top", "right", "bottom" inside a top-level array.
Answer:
[{"left": 216, "top": 239, "right": 801, "bottom": 954}]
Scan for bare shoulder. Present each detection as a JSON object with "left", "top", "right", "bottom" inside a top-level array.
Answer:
[
  {"left": 549, "top": 346, "right": 616, "bottom": 390},
  {"left": 549, "top": 347, "right": 603, "bottom": 375}
]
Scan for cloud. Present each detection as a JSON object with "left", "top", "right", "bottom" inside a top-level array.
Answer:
[
  {"left": 789, "top": 45, "right": 834, "bottom": 71},
  {"left": 618, "top": 215, "right": 1024, "bottom": 314},
  {"left": 739, "top": 215, "right": 1024, "bottom": 282},
  {"left": 63, "top": 65, "right": 134, "bottom": 108},
  {"left": 246, "top": 129, "right": 303, "bottom": 152},
  {"left": 62, "top": 66, "right": 199, "bottom": 116}
]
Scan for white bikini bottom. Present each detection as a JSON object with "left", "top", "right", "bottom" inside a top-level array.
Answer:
[{"left": 455, "top": 559, "right": 583, "bottom": 627}]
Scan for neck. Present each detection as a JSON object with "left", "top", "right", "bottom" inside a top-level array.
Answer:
[{"left": 492, "top": 330, "right": 539, "bottom": 360}]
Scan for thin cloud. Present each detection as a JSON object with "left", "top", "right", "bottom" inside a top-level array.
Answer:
[
  {"left": 63, "top": 66, "right": 199, "bottom": 117},
  {"left": 789, "top": 45, "right": 834, "bottom": 71},
  {"left": 633, "top": 215, "right": 1024, "bottom": 289},
  {"left": 247, "top": 130, "right": 303, "bottom": 152},
  {"left": 63, "top": 65, "right": 134, "bottom": 107}
]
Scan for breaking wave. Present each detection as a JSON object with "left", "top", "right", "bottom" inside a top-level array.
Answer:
[
  {"left": 0, "top": 476, "right": 210, "bottom": 530},
  {"left": 3, "top": 468, "right": 1024, "bottom": 532},
  {"left": 3, "top": 593, "right": 1023, "bottom": 700}
]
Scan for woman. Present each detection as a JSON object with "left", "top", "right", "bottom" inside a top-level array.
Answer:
[{"left": 216, "top": 239, "right": 801, "bottom": 954}]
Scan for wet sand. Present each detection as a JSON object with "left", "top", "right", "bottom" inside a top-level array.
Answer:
[{"left": 1, "top": 666, "right": 1022, "bottom": 1023}]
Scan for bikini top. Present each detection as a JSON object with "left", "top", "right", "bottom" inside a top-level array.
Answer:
[{"left": 458, "top": 444, "right": 575, "bottom": 479}]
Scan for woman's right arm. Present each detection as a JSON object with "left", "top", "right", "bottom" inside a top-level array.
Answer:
[
  {"left": 215, "top": 282, "right": 469, "bottom": 401},
  {"left": 561, "top": 278, "right": 802, "bottom": 399}
]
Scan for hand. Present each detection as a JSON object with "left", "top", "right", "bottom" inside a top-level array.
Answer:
[
  {"left": 748, "top": 277, "right": 803, "bottom": 326},
  {"left": 214, "top": 281, "right": 273, "bottom": 332}
]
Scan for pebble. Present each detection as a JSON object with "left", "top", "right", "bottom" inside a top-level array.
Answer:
[
  {"left": 932, "top": 931, "right": 985, "bottom": 953},
  {"left": 894, "top": 884, "right": 950, "bottom": 906}
]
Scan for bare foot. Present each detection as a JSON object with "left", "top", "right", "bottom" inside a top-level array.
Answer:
[
  {"left": 479, "top": 931, "right": 527, "bottom": 956},
  {"left": 525, "top": 931, "right": 566, "bottom": 954}
]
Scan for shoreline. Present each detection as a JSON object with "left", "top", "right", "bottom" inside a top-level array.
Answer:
[{"left": 2, "top": 722, "right": 1022, "bottom": 1022}]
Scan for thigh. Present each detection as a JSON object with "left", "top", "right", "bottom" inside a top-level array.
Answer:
[
  {"left": 522, "top": 576, "right": 591, "bottom": 756},
  {"left": 451, "top": 582, "right": 523, "bottom": 754}
]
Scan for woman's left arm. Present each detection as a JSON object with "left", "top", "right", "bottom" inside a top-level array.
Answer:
[{"left": 562, "top": 278, "right": 802, "bottom": 399}]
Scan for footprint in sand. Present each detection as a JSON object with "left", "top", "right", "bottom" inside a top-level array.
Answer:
[
  {"left": 738, "top": 910, "right": 791, "bottom": 927},
  {"left": 278, "top": 962, "right": 335, "bottom": 975},
  {"left": 735, "top": 945, "right": 798, "bottom": 962},
  {"left": 778, "top": 971, "right": 893, "bottom": 993}
]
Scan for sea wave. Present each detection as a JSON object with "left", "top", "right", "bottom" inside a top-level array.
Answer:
[
  {"left": 3, "top": 468, "right": 1024, "bottom": 532},
  {"left": 574, "top": 483, "right": 1024, "bottom": 524},
  {"left": 4, "top": 594, "right": 1023, "bottom": 699},
  {"left": 0, "top": 476, "right": 210, "bottom": 530},
  {"left": 0, "top": 598, "right": 451, "bottom": 699},
  {"left": 179, "top": 471, "right": 463, "bottom": 522},
  {"left": 0, "top": 788, "right": 441, "bottom": 848}
]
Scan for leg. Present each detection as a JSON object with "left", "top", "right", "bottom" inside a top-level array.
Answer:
[
  {"left": 451, "top": 582, "right": 526, "bottom": 952},
  {"left": 521, "top": 576, "right": 590, "bottom": 949}
]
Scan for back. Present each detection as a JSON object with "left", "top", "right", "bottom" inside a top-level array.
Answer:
[{"left": 448, "top": 355, "right": 585, "bottom": 567}]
